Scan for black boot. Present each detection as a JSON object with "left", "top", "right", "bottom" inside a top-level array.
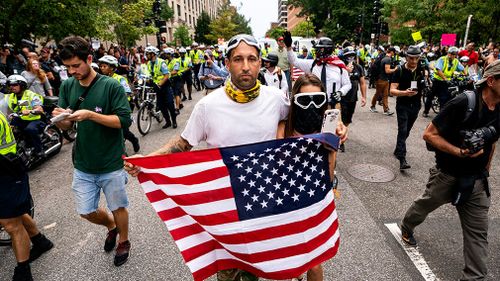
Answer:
[
  {"left": 29, "top": 233, "right": 54, "bottom": 263},
  {"left": 132, "top": 137, "right": 140, "bottom": 153},
  {"left": 399, "top": 158, "right": 411, "bottom": 170},
  {"left": 13, "top": 263, "right": 33, "bottom": 281}
]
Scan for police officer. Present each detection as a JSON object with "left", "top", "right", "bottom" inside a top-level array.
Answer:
[
  {"left": 283, "top": 31, "right": 351, "bottom": 108},
  {"left": 389, "top": 46, "right": 426, "bottom": 170},
  {"left": 98, "top": 55, "right": 140, "bottom": 152},
  {"left": 163, "top": 48, "right": 183, "bottom": 115},
  {"left": 4, "top": 75, "right": 45, "bottom": 158},
  {"left": 423, "top": 46, "right": 465, "bottom": 117},
  {"left": 0, "top": 110, "right": 53, "bottom": 281},
  {"left": 400, "top": 60, "right": 500, "bottom": 280},
  {"left": 178, "top": 48, "right": 193, "bottom": 101},
  {"left": 340, "top": 47, "right": 367, "bottom": 152},
  {"left": 189, "top": 42, "right": 204, "bottom": 90},
  {"left": 145, "top": 46, "right": 177, "bottom": 128}
]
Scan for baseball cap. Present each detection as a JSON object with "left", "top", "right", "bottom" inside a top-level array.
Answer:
[
  {"left": 476, "top": 60, "right": 500, "bottom": 86},
  {"left": 278, "top": 37, "right": 284, "bottom": 41}
]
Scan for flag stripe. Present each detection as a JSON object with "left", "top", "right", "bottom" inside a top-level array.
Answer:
[
  {"left": 141, "top": 159, "right": 225, "bottom": 178},
  {"left": 159, "top": 206, "right": 239, "bottom": 226},
  {"left": 139, "top": 166, "right": 229, "bottom": 185},
  {"left": 152, "top": 197, "right": 237, "bottom": 217},
  {"left": 179, "top": 210, "right": 338, "bottom": 263},
  {"left": 166, "top": 187, "right": 234, "bottom": 206},
  {"left": 164, "top": 215, "right": 197, "bottom": 231},
  {"left": 127, "top": 148, "right": 223, "bottom": 168},
  {"left": 189, "top": 231, "right": 340, "bottom": 280},
  {"left": 203, "top": 191, "right": 334, "bottom": 234},
  {"left": 141, "top": 176, "right": 232, "bottom": 195}
]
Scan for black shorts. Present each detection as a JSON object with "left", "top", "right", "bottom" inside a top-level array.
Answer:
[
  {"left": 182, "top": 71, "right": 193, "bottom": 85},
  {"left": 0, "top": 173, "right": 31, "bottom": 219},
  {"left": 341, "top": 100, "right": 357, "bottom": 124}
]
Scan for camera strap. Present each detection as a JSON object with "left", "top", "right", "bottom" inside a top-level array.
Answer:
[{"left": 70, "top": 73, "right": 101, "bottom": 111}]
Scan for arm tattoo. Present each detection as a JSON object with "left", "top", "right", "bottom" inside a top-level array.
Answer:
[{"left": 155, "top": 135, "right": 193, "bottom": 155}]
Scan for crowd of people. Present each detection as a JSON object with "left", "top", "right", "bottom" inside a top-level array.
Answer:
[{"left": 0, "top": 32, "right": 499, "bottom": 281}]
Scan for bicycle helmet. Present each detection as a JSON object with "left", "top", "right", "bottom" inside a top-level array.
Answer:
[
  {"left": 427, "top": 52, "right": 437, "bottom": 61},
  {"left": 163, "top": 48, "right": 174, "bottom": 55},
  {"left": 179, "top": 47, "right": 187, "bottom": 53},
  {"left": 448, "top": 46, "right": 459, "bottom": 55},
  {"left": 145, "top": 46, "right": 159, "bottom": 55},
  {"left": 343, "top": 46, "right": 356, "bottom": 57},
  {"left": 7, "top": 74, "right": 28, "bottom": 89},
  {"left": 460, "top": 56, "right": 470, "bottom": 63},
  {"left": 262, "top": 53, "right": 279, "bottom": 67},
  {"left": 192, "top": 42, "right": 199, "bottom": 47},
  {"left": 98, "top": 55, "right": 118, "bottom": 67}
]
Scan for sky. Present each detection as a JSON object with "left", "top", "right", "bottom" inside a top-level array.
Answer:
[{"left": 230, "top": 0, "right": 278, "bottom": 39}]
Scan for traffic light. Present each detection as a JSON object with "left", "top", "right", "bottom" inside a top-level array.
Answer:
[
  {"left": 152, "top": 0, "right": 161, "bottom": 14},
  {"left": 380, "top": 22, "right": 389, "bottom": 35},
  {"left": 143, "top": 18, "right": 152, "bottom": 26},
  {"left": 372, "top": 0, "right": 381, "bottom": 24},
  {"left": 156, "top": 20, "right": 167, "bottom": 33},
  {"left": 357, "top": 14, "right": 362, "bottom": 26}
]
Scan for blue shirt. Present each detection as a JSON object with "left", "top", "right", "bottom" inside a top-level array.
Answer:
[{"left": 435, "top": 57, "right": 465, "bottom": 72}]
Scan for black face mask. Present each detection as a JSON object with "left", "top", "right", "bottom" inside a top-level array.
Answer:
[{"left": 292, "top": 104, "right": 323, "bottom": 135}]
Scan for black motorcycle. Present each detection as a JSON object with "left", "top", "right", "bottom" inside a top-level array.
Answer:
[{"left": 10, "top": 97, "right": 63, "bottom": 170}]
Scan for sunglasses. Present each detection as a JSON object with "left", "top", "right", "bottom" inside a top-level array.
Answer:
[
  {"left": 293, "top": 92, "right": 327, "bottom": 109},
  {"left": 227, "top": 34, "right": 260, "bottom": 54}
]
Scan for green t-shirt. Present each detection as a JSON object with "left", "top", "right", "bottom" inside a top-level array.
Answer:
[{"left": 59, "top": 75, "right": 131, "bottom": 174}]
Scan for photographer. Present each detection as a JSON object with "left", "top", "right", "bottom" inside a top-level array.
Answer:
[
  {"left": 390, "top": 46, "right": 426, "bottom": 170},
  {"left": 197, "top": 50, "right": 228, "bottom": 95},
  {"left": 400, "top": 60, "right": 500, "bottom": 281}
]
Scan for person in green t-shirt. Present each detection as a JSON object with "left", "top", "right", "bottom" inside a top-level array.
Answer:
[{"left": 52, "top": 36, "right": 132, "bottom": 267}]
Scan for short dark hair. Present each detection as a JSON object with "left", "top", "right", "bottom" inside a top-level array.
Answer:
[{"left": 59, "top": 36, "right": 91, "bottom": 61}]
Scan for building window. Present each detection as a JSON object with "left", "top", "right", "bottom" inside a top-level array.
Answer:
[{"left": 177, "top": 4, "right": 181, "bottom": 17}]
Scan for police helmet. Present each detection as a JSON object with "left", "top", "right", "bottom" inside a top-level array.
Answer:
[
  {"left": 448, "top": 46, "right": 459, "bottom": 55},
  {"left": 427, "top": 52, "right": 437, "bottom": 61},
  {"left": 315, "top": 37, "right": 334, "bottom": 49},
  {"left": 179, "top": 47, "right": 187, "bottom": 53},
  {"left": 163, "top": 48, "right": 175, "bottom": 55},
  {"left": 262, "top": 53, "right": 279, "bottom": 67},
  {"left": 343, "top": 46, "right": 356, "bottom": 57},
  {"left": 145, "top": 46, "right": 159, "bottom": 55},
  {"left": 98, "top": 55, "right": 118, "bottom": 67},
  {"left": 192, "top": 42, "right": 199, "bottom": 47},
  {"left": 7, "top": 74, "right": 28, "bottom": 89},
  {"left": 460, "top": 56, "right": 470, "bottom": 63},
  {"left": 406, "top": 45, "right": 422, "bottom": 57}
]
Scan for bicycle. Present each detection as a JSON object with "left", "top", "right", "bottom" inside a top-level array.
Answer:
[
  {"left": 136, "top": 79, "right": 164, "bottom": 136},
  {"left": 0, "top": 196, "right": 35, "bottom": 246}
]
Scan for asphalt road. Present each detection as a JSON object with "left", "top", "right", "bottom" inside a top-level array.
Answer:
[{"left": 1, "top": 87, "right": 498, "bottom": 281}]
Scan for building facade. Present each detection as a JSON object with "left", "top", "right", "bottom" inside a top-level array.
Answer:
[
  {"left": 164, "top": 0, "right": 225, "bottom": 42},
  {"left": 287, "top": 6, "right": 304, "bottom": 31},
  {"left": 278, "top": 0, "right": 288, "bottom": 28}
]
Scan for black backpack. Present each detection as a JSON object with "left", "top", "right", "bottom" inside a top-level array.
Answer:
[{"left": 369, "top": 53, "right": 385, "bottom": 80}]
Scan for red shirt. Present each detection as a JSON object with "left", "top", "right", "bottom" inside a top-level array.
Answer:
[{"left": 458, "top": 49, "right": 478, "bottom": 65}]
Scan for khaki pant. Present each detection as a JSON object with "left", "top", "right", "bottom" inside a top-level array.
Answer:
[
  {"left": 401, "top": 167, "right": 490, "bottom": 280},
  {"left": 371, "top": 79, "right": 390, "bottom": 112},
  {"left": 217, "top": 269, "right": 258, "bottom": 281}
]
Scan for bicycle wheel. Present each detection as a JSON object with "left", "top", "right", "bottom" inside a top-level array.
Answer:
[
  {"left": 431, "top": 96, "right": 440, "bottom": 114},
  {"left": 137, "top": 103, "right": 152, "bottom": 136},
  {"left": 154, "top": 110, "right": 164, "bottom": 123}
]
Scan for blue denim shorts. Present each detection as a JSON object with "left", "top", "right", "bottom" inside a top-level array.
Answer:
[{"left": 72, "top": 169, "right": 129, "bottom": 215}]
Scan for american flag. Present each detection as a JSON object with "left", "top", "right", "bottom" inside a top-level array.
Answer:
[
  {"left": 127, "top": 133, "right": 341, "bottom": 281},
  {"left": 292, "top": 66, "right": 305, "bottom": 81}
]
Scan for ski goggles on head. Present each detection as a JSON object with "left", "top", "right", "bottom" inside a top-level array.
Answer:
[
  {"left": 226, "top": 34, "right": 261, "bottom": 55},
  {"left": 293, "top": 92, "right": 327, "bottom": 109}
]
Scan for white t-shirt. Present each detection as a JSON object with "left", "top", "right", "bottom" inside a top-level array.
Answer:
[
  {"left": 262, "top": 68, "right": 288, "bottom": 95},
  {"left": 181, "top": 85, "right": 290, "bottom": 148}
]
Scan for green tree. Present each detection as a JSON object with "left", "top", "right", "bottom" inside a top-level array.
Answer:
[
  {"left": 194, "top": 11, "right": 214, "bottom": 44},
  {"left": 174, "top": 24, "right": 192, "bottom": 46},
  {"left": 266, "top": 26, "right": 286, "bottom": 39},
  {"left": 206, "top": 0, "right": 252, "bottom": 42},
  {"left": 291, "top": 21, "right": 316, "bottom": 38}
]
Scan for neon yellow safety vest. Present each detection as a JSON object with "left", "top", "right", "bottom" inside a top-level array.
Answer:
[
  {"left": 0, "top": 111, "right": 16, "bottom": 155},
  {"left": 148, "top": 58, "right": 167, "bottom": 84},
  {"left": 5, "top": 90, "right": 43, "bottom": 121},
  {"left": 112, "top": 73, "right": 131, "bottom": 100},
  {"left": 139, "top": 64, "right": 150, "bottom": 77},
  {"left": 433, "top": 56, "right": 459, "bottom": 81},
  {"left": 190, "top": 50, "right": 204, "bottom": 64},
  {"left": 168, "top": 58, "right": 180, "bottom": 77},
  {"left": 262, "top": 47, "right": 272, "bottom": 58},
  {"left": 179, "top": 56, "right": 191, "bottom": 74},
  {"left": 212, "top": 50, "right": 219, "bottom": 59}
]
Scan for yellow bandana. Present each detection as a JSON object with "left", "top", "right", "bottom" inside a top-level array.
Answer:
[{"left": 225, "top": 79, "right": 261, "bottom": 103}]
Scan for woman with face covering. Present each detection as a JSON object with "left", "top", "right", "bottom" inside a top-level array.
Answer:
[
  {"left": 277, "top": 73, "right": 340, "bottom": 281},
  {"left": 21, "top": 59, "right": 53, "bottom": 96}
]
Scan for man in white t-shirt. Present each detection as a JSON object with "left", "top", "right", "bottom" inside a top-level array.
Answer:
[{"left": 124, "top": 34, "right": 290, "bottom": 280}]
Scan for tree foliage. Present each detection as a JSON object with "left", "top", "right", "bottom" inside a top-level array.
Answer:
[
  {"left": 288, "top": 0, "right": 374, "bottom": 43},
  {"left": 206, "top": 0, "right": 252, "bottom": 42},
  {"left": 383, "top": 0, "right": 499, "bottom": 45},
  {"left": 266, "top": 26, "right": 286, "bottom": 39},
  {"left": 0, "top": 0, "right": 173, "bottom": 48},
  {"left": 174, "top": 24, "right": 192, "bottom": 46},
  {"left": 194, "top": 12, "right": 214, "bottom": 44},
  {"left": 291, "top": 21, "right": 316, "bottom": 38}
]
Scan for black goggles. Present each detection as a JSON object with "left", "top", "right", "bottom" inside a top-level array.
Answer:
[{"left": 226, "top": 35, "right": 260, "bottom": 54}]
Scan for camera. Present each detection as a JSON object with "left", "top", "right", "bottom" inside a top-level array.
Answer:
[
  {"left": 461, "top": 126, "right": 498, "bottom": 154},
  {"left": 204, "top": 55, "right": 210, "bottom": 60}
]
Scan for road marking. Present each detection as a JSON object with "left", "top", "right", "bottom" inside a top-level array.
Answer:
[
  {"left": 385, "top": 223, "right": 439, "bottom": 281},
  {"left": 42, "top": 222, "right": 57, "bottom": 230}
]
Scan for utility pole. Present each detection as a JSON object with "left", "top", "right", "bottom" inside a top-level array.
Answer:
[{"left": 463, "top": 15, "right": 473, "bottom": 48}]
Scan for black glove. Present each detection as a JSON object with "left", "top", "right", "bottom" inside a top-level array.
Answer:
[{"left": 283, "top": 31, "right": 293, "bottom": 48}]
